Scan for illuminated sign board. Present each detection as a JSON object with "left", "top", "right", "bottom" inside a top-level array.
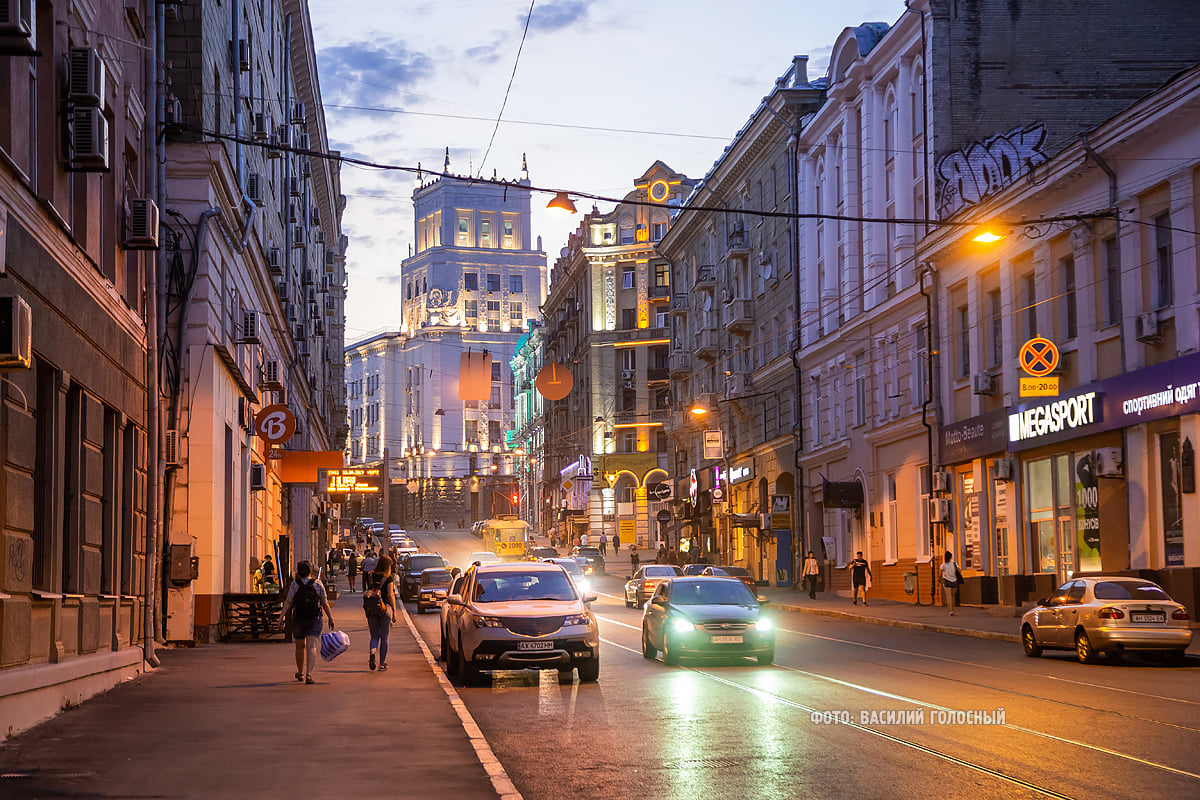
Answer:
[
  {"left": 321, "top": 467, "right": 382, "bottom": 494},
  {"left": 729, "top": 463, "right": 754, "bottom": 483}
]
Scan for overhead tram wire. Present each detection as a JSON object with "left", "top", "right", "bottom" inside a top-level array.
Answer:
[{"left": 477, "top": 0, "right": 535, "bottom": 178}]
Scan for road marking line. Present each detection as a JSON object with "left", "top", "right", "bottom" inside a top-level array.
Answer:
[{"left": 399, "top": 604, "right": 523, "bottom": 800}]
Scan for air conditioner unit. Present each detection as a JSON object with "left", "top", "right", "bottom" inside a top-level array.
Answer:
[
  {"left": 325, "top": 297, "right": 336, "bottom": 316},
  {"left": 309, "top": 206, "right": 320, "bottom": 226},
  {"left": 299, "top": 159, "right": 312, "bottom": 179},
  {"left": 930, "top": 496, "right": 951, "bottom": 523},
  {"left": 315, "top": 230, "right": 326, "bottom": 245},
  {"left": 932, "top": 470, "right": 952, "bottom": 493},
  {"left": 275, "top": 282, "right": 289, "bottom": 302},
  {"left": 276, "top": 124, "right": 290, "bottom": 147},
  {"left": 68, "top": 47, "right": 105, "bottom": 107},
  {"left": 261, "top": 359, "right": 283, "bottom": 388},
  {"left": 237, "top": 38, "right": 251, "bottom": 72},
  {"left": 302, "top": 269, "right": 314, "bottom": 286},
  {"left": 0, "top": 295, "right": 33, "bottom": 370},
  {"left": 124, "top": 198, "right": 159, "bottom": 249},
  {"left": 1135, "top": 311, "right": 1163, "bottom": 344},
  {"left": 291, "top": 225, "right": 305, "bottom": 248},
  {"left": 621, "top": 369, "right": 635, "bottom": 380},
  {"left": 990, "top": 457, "right": 1012, "bottom": 481},
  {"left": 249, "top": 462, "right": 266, "bottom": 491},
  {"left": 252, "top": 112, "right": 268, "bottom": 140},
  {"left": 296, "top": 340, "right": 310, "bottom": 357},
  {"left": 164, "top": 428, "right": 181, "bottom": 466},
  {"left": 289, "top": 177, "right": 301, "bottom": 197},
  {"left": 324, "top": 250, "right": 337, "bottom": 270},
  {"left": 237, "top": 396, "right": 252, "bottom": 431},
  {"left": 295, "top": 132, "right": 309, "bottom": 150},
  {"left": 69, "top": 106, "right": 109, "bottom": 171},
  {"left": 240, "top": 310, "right": 260, "bottom": 343},
  {"left": 266, "top": 134, "right": 282, "bottom": 159},
  {"left": 1094, "top": 447, "right": 1124, "bottom": 478},
  {"left": 0, "top": 0, "right": 36, "bottom": 54},
  {"left": 291, "top": 102, "right": 305, "bottom": 124},
  {"left": 267, "top": 247, "right": 283, "bottom": 276},
  {"left": 286, "top": 302, "right": 297, "bottom": 322},
  {"left": 247, "top": 172, "right": 263, "bottom": 202},
  {"left": 972, "top": 372, "right": 997, "bottom": 396}
]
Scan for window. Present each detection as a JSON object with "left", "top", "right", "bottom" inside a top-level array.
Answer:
[
  {"left": 504, "top": 219, "right": 514, "bottom": 239},
  {"left": 651, "top": 221, "right": 666, "bottom": 240},
  {"left": 458, "top": 216, "right": 469, "bottom": 245},
  {"left": 1060, "top": 255, "right": 1077, "bottom": 340},
  {"left": 957, "top": 305, "right": 970, "bottom": 378},
  {"left": 510, "top": 302, "right": 523, "bottom": 323},
  {"left": 464, "top": 272, "right": 478, "bottom": 291},
  {"left": 1021, "top": 273, "right": 1037, "bottom": 340},
  {"left": 1103, "top": 237, "right": 1120, "bottom": 326},
  {"left": 620, "top": 431, "right": 637, "bottom": 453},
  {"left": 854, "top": 353, "right": 866, "bottom": 426},
  {"left": 465, "top": 300, "right": 478, "bottom": 318},
  {"left": 491, "top": 362, "right": 502, "bottom": 381},
  {"left": 480, "top": 219, "right": 491, "bottom": 247},
  {"left": 486, "top": 300, "right": 500, "bottom": 313},
  {"left": 655, "top": 431, "right": 668, "bottom": 453},
  {"left": 622, "top": 308, "right": 637, "bottom": 329},
  {"left": 654, "top": 262, "right": 669, "bottom": 288},
  {"left": 509, "top": 274, "right": 523, "bottom": 293},
  {"left": 988, "top": 290, "right": 1003, "bottom": 367},
  {"left": 1154, "top": 213, "right": 1173, "bottom": 308},
  {"left": 490, "top": 387, "right": 501, "bottom": 409},
  {"left": 622, "top": 268, "right": 634, "bottom": 289},
  {"left": 912, "top": 324, "right": 928, "bottom": 405},
  {"left": 465, "top": 420, "right": 477, "bottom": 442},
  {"left": 655, "top": 310, "right": 668, "bottom": 328},
  {"left": 487, "top": 273, "right": 501, "bottom": 292},
  {"left": 621, "top": 389, "right": 636, "bottom": 411},
  {"left": 621, "top": 350, "right": 636, "bottom": 371},
  {"left": 885, "top": 472, "right": 898, "bottom": 563},
  {"left": 811, "top": 375, "right": 822, "bottom": 445}
]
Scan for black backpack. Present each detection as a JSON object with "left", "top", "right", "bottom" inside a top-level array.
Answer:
[
  {"left": 363, "top": 574, "right": 387, "bottom": 617},
  {"left": 293, "top": 579, "right": 321, "bottom": 621}
]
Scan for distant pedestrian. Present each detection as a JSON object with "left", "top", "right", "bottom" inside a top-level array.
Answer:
[
  {"left": 361, "top": 549, "right": 378, "bottom": 580},
  {"left": 629, "top": 544, "right": 640, "bottom": 572},
  {"left": 280, "top": 560, "right": 335, "bottom": 684},
  {"left": 941, "top": 551, "right": 962, "bottom": 616},
  {"left": 657, "top": 545, "right": 667, "bottom": 564},
  {"left": 612, "top": 532, "right": 620, "bottom": 554},
  {"left": 580, "top": 532, "right": 589, "bottom": 547},
  {"left": 802, "top": 550, "right": 820, "bottom": 599},
  {"left": 362, "top": 555, "right": 397, "bottom": 671},
  {"left": 667, "top": 548, "right": 679, "bottom": 566},
  {"left": 848, "top": 551, "right": 872, "bottom": 606},
  {"left": 599, "top": 533, "right": 608, "bottom": 556},
  {"left": 347, "top": 551, "right": 359, "bottom": 593}
]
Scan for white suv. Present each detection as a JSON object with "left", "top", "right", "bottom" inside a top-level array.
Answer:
[{"left": 443, "top": 562, "right": 599, "bottom": 685}]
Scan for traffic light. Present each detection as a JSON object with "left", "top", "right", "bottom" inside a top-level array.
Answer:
[{"left": 510, "top": 491, "right": 520, "bottom": 506}]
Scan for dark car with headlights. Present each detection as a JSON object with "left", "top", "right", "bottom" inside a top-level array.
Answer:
[
  {"left": 416, "top": 567, "right": 454, "bottom": 613},
  {"left": 641, "top": 577, "right": 773, "bottom": 666},
  {"left": 570, "top": 546, "right": 605, "bottom": 576},
  {"left": 399, "top": 553, "right": 450, "bottom": 601}
]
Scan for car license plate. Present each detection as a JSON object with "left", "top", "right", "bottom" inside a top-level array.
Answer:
[
  {"left": 1131, "top": 612, "right": 1165, "bottom": 623},
  {"left": 517, "top": 640, "right": 554, "bottom": 650},
  {"left": 711, "top": 635, "right": 743, "bottom": 644}
]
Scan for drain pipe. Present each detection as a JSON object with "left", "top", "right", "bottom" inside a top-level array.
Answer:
[{"left": 919, "top": 261, "right": 938, "bottom": 605}]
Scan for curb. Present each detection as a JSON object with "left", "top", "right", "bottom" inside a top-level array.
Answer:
[{"left": 771, "top": 602, "right": 1022, "bottom": 644}]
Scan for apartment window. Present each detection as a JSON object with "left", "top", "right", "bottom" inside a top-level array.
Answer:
[
  {"left": 655, "top": 310, "right": 668, "bottom": 328},
  {"left": 510, "top": 302, "right": 523, "bottom": 323},
  {"left": 458, "top": 216, "right": 469, "bottom": 244},
  {"left": 854, "top": 353, "right": 866, "bottom": 426},
  {"left": 480, "top": 219, "right": 491, "bottom": 247},
  {"left": 465, "top": 420, "right": 478, "bottom": 442},
  {"left": 654, "top": 388, "right": 670, "bottom": 408},
  {"left": 1103, "top": 236, "right": 1120, "bottom": 326},
  {"left": 620, "top": 431, "right": 637, "bottom": 453},
  {"left": 957, "top": 305, "right": 970, "bottom": 378},
  {"left": 622, "top": 268, "right": 635, "bottom": 289},
  {"left": 655, "top": 431, "right": 668, "bottom": 453},
  {"left": 503, "top": 219, "right": 514, "bottom": 239},
  {"left": 491, "top": 362, "right": 502, "bottom": 382},
  {"left": 917, "top": 465, "right": 931, "bottom": 561},
  {"left": 490, "top": 387, "right": 501, "bottom": 409},
  {"left": 486, "top": 273, "right": 501, "bottom": 292},
  {"left": 651, "top": 221, "right": 666, "bottom": 240},
  {"left": 489, "top": 420, "right": 501, "bottom": 441},
  {"left": 1154, "top": 213, "right": 1173, "bottom": 308},
  {"left": 509, "top": 274, "right": 523, "bottom": 293},
  {"left": 654, "top": 262, "right": 669, "bottom": 288},
  {"left": 620, "top": 389, "right": 636, "bottom": 411},
  {"left": 912, "top": 324, "right": 929, "bottom": 405},
  {"left": 811, "top": 375, "right": 822, "bottom": 445},
  {"left": 885, "top": 472, "right": 898, "bottom": 563},
  {"left": 622, "top": 308, "right": 637, "bottom": 329},
  {"left": 464, "top": 272, "right": 478, "bottom": 291},
  {"left": 621, "top": 350, "right": 636, "bottom": 370},
  {"left": 620, "top": 224, "right": 635, "bottom": 245},
  {"left": 988, "top": 290, "right": 1003, "bottom": 367},
  {"left": 1021, "top": 273, "right": 1037, "bottom": 340},
  {"left": 1061, "top": 255, "right": 1077, "bottom": 340},
  {"left": 486, "top": 300, "right": 500, "bottom": 313},
  {"left": 465, "top": 300, "right": 478, "bottom": 318}
]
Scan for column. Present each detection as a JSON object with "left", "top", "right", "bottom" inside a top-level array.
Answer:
[
  {"left": 1119, "top": 199, "right": 1146, "bottom": 371},
  {"left": 1070, "top": 224, "right": 1098, "bottom": 383},
  {"left": 894, "top": 58, "right": 916, "bottom": 290},
  {"left": 1169, "top": 171, "right": 1198, "bottom": 352}
]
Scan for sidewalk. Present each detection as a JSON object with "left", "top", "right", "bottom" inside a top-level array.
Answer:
[{"left": 0, "top": 596, "right": 510, "bottom": 800}]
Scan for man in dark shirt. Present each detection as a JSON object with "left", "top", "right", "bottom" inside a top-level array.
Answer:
[{"left": 848, "top": 551, "right": 872, "bottom": 606}]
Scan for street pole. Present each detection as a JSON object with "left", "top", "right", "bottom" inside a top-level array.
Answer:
[{"left": 382, "top": 447, "right": 390, "bottom": 529}]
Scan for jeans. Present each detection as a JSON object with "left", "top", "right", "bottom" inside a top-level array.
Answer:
[
  {"left": 367, "top": 612, "right": 392, "bottom": 664},
  {"left": 805, "top": 574, "right": 819, "bottom": 598}
]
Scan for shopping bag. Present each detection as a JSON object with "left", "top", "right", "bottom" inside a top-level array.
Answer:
[{"left": 319, "top": 630, "right": 350, "bottom": 661}]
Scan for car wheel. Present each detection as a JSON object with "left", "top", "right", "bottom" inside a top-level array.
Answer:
[
  {"left": 438, "top": 628, "right": 448, "bottom": 662},
  {"left": 756, "top": 647, "right": 774, "bottom": 666},
  {"left": 625, "top": 592, "right": 635, "bottom": 609},
  {"left": 1074, "top": 629, "right": 1097, "bottom": 664},
  {"left": 578, "top": 656, "right": 600, "bottom": 682},
  {"left": 1021, "top": 625, "right": 1043, "bottom": 658},
  {"left": 642, "top": 625, "right": 657, "bottom": 659},
  {"left": 457, "top": 637, "right": 483, "bottom": 686},
  {"left": 1167, "top": 649, "right": 1187, "bottom": 666},
  {"left": 663, "top": 632, "right": 680, "bottom": 666}
]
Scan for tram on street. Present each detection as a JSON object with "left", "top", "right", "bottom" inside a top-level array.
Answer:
[{"left": 481, "top": 516, "right": 532, "bottom": 561}]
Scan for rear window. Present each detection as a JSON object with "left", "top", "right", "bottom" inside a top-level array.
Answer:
[
  {"left": 1093, "top": 580, "right": 1170, "bottom": 601},
  {"left": 409, "top": 555, "right": 444, "bottom": 571},
  {"left": 421, "top": 569, "right": 452, "bottom": 585},
  {"left": 644, "top": 566, "right": 680, "bottom": 577},
  {"left": 472, "top": 570, "right": 576, "bottom": 603}
]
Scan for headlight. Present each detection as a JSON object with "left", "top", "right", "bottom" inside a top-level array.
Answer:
[
  {"left": 672, "top": 618, "right": 695, "bottom": 633},
  {"left": 562, "top": 613, "right": 592, "bottom": 627},
  {"left": 754, "top": 618, "right": 773, "bottom": 632},
  {"left": 473, "top": 615, "right": 506, "bottom": 628}
]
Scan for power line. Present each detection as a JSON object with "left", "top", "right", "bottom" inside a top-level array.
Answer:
[{"left": 478, "top": 0, "right": 535, "bottom": 178}]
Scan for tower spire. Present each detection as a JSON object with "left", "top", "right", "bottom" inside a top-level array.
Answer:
[
  {"left": 443, "top": 146, "right": 451, "bottom": 174},
  {"left": 521, "top": 152, "right": 529, "bottom": 181}
]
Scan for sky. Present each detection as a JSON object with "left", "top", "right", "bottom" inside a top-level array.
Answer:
[{"left": 308, "top": 0, "right": 898, "bottom": 342}]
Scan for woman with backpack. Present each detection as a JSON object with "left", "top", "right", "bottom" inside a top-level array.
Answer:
[
  {"left": 362, "top": 555, "right": 397, "bottom": 671},
  {"left": 280, "top": 561, "right": 334, "bottom": 684}
]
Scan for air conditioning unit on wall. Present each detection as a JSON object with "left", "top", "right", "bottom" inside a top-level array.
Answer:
[
  {"left": 124, "top": 198, "right": 159, "bottom": 249},
  {"left": 1135, "top": 311, "right": 1163, "bottom": 344},
  {"left": 0, "top": 0, "right": 37, "bottom": 54},
  {"left": 68, "top": 47, "right": 105, "bottom": 107},
  {"left": 68, "top": 106, "right": 109, "bottom": 171},
  {"left": 930, "top": 496, "right": 951, "bottom": 523},
  {"left": 0, "top": 295, "right": 33, "bottom": 370},
  {"left": 990, "top": 457, "right": 1012, "bottom": 481},
  {"left": 931, "top": 470, "right": 952, "bottom": 493},
  {"left": 1094, "top": 447, "right": 1123, "bottom": 478},
  {"left": 972, "top": 372, "right": 997, "bottom": 396}
]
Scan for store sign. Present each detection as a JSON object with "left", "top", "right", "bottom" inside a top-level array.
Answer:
[
  {"left": 1008, "top": 392, "right": 1098, "bottom": 445},
  {"left": 321, "top": 467, "right": 382, "bottom": 494},
  {"left": 941, "top": 408, "right": 1009, "bottom": 463},
  {"left": 703, "top": 430, "right": 724, "bottom": 460},
  {"left": 729, "top": 463, "right": 754, "bottom": 483}
]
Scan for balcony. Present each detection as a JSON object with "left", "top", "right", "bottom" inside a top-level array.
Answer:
[
  {"left": 670, "top": 293, "right": 690, "bottom": 316},
  {"left": 669, "top": 352, "right": 691, "bottom": 377},
  {"left": 647, "top": 367, "right": 669, "bottom": 382},
  {"left": 727, "top": 226, "right": 749, "bottom": 258},
  {"left": 694, "top": 264, "right": 716, "bottom": 292},
  {"left": 724, "top": 372, "right": 753, "bottom": 398},
  {"left": 696, "top": 329, "right": 721, "bottom": 360},
  {"left": 724, "top": 297, "right": 754, "bottom": 333},
  {"left": 649, "top": 283, "right": 670, "bottom": 301}
]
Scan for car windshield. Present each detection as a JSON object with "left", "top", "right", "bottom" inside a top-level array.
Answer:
[
  {"left": 408, "top": 555, "right": 444, "bottom": 572},
  {"left": 644, "top": 566, "right": 680, "bottom": 578},
  {"left": 670, "top": 580, "right": 757, "bottom": 606},
  {"left": 576, "top": 548, "right": 601, "bottom": 556},
  {"left": 1093, "top": 580, "right": 1171, "bottom": 600},
  {"left": 472, "top": 571, "right": 576, "bottom": 603},
  {"left": 421, "top": 569, "right": 452, "bottom": 585}
]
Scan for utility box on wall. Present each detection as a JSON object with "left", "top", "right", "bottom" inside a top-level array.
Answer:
[{"left": 166, "top": 534, "right": 198, "bottom": 643}]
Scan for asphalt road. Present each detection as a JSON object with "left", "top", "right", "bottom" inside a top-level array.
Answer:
[{"left": 409, "top": 528, "right": 1200, "bottom": 800}]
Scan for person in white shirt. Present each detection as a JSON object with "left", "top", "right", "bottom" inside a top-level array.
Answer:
[
  {"left": 801, "top": 551, "right": 820, "bottom": 599},
  {"left": 940, "top": 551, "right": 961, "bottom": 615}
]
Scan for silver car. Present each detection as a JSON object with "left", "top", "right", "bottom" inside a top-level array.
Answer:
[
  {"left": 624, "top": 564, "right": 683, "bottom": 608},
  {"left": 1021, "top": 576, "right": 1192, "bottom": 664}
]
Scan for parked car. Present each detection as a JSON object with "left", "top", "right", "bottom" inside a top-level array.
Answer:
[
  {"left": 543, "top": 557, "right": 592, "bottom": 598},
  {"left": 416, "top": 568, "right": 455, "bottom": 614},
  {"left": 681, "top": 563, "right": 714, "bottom": 576},
  {"left": 701, "top": 565, "right": 757, "bottom": 595},
  {"left": 439, "top": 573, "right": 467, "bottom": 661},
  {"left": 641, "top": 576, "right": 774, "bottom": 666},
  {"left": 624, "top": 564, "right": 684, "bottom": 608},
  {"left": 389, "top": 525, "right": 408, "bottom": 545},
  {"left": 570, "top": 546, "right": 605, "bottom": 576},
  {"left": 528, "top": 546, "right": 560, "bottom": 560},
  {"left": 1020, "top": 577, "right": 1192, "bottom": 664},
  {"left": 443, "top": 561, "right": 599, "bottom": 685},
  {"left": 399, "top": 553, "right": 451, "bottom": 601}
]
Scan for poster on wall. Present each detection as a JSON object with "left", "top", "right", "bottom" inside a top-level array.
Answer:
[
  {"left": 1075, "top": 452, "right": 1102, "bottom": 572},
  {"left": 1161, "top": 432, "right": 1184, "bottom": 566},
  {"left": 960, "top": 475, "right": 980, "bottom": 569}
]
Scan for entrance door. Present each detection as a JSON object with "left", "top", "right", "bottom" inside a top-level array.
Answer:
[{"left": 1025, "top": 454, "right": 1077, "bottom": 582}]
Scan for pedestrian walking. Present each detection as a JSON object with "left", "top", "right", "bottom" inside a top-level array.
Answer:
[
  {"left": 848, "top": 551, "right": 872, "bottom": 606},
  {"left": 361, "top": 549, "right": 378, "bottom": 580},
  {"left": 599, "top": 533, "right": 608, "bottom": 556},
  {"left": 580, "top": 532, "right": 589, "bottom": 547},
  {"left": 657, "top": 544, "right": 667, "bottom": 564},
  {"left": 612, "top": 532, "right": 620, "bottom": 554},
  {"left": 941, "top": 551, "right": 963, "bottom": 615},
  {"left": 280, "top": 560, "right": 334, "bottom": 684},
  {"left": 629, "top": 544, "right": 640, "bottom": 572},
  {"left": 802, "top": 550, "right": 820, "bottom": 599},
  {"left": 362, "top": 555, "right": 397, "bottom": 671},
  {"left": 346, "top": 550, "right": 359, "bottom": 593}
]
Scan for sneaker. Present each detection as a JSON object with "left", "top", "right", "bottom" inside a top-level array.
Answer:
[
  {"left": 379, "top": 663, "right": 389, "bottom": 671},
  {"left": 305, "top": 674, "right": 315, "bottom": 684},
  {"left": 369, "top": 652, "right": 376, "bottom": 671}
]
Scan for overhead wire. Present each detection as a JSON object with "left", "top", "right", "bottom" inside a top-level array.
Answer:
[{"left": 477, "top": 0, "right": 535, "bottom": 178}]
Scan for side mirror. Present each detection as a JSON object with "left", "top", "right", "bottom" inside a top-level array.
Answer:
[
  {"left": 650, "top": 596, "right": 667, "bottom": 606},
  {"left": 1036, "top": 597, "right": 1051, "bottom": 607},
  {"left": 583, "top": 593, "right": 598, "bottom": 604},
  {"left": 446, "top": 594, "right": 464, "bottom": 606},
  {"left": 757, "top": 596, "right": 770, "bottom": 605}
]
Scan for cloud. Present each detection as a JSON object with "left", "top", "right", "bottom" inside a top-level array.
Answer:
[
  {"left": 527, "top": 0, "right": 592, "bottom": 32},
  {"left": 317, "top": 38, "right": 435, "bottom": 108}
]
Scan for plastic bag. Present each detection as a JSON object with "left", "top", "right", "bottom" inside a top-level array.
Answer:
[{"left": 319, "top": 630, "right": 350, "bottom": 661}]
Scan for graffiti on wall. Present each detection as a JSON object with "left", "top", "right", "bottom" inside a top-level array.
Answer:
[{"left": 935, "top": 123, "right": 1048, "bottom": 218}]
